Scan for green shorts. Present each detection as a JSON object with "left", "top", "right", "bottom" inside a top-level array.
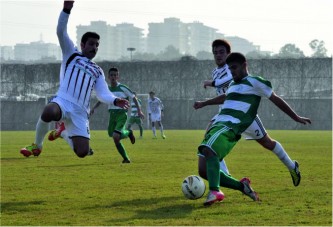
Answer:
[
  {"left": 108, "top": 109, "right": 128, "bottom": 137},
  {"left": 128, "top": 116, "right": 142, "bottom": 126},
  {"left": 198, "top": 124, "right": 241, "bottom": 160}
]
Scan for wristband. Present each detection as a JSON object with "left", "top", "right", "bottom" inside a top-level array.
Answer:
[{"left": 63, "top": 8, "right": 71, "bottom": 14}]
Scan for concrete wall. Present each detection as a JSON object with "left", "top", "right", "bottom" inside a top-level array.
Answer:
[{"left": 1, "top": 58, "right": 332, "bottom": 130}]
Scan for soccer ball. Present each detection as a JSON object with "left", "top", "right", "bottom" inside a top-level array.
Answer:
[{"left": 181, "top": 175, "right": 206, "bottom": 200}]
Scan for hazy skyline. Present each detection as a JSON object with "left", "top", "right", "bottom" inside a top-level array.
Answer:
[{"left": 1, "top": 0, "right": 332, "bottom": 56}]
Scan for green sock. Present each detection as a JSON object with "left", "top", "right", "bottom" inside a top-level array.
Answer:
[
  {"left": 206, "top": 156, "right": 220, "bottom": 191},
  {"left": 139, "top": 126, "right": 143, "bottom": 137},
  {"left": 120, "top": 129, "right": 129, "bottom": 139},
  {"left": 116, "top": 143, "right": 129, "bottom": 160},
  {"left": 219, "top": 170, "right": 243, "bottom": 191}
]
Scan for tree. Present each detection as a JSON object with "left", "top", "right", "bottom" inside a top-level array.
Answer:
[
  {"left": 309, "top": 39, "right": 327, "bottom": 57},
  {"left": 196, "top": 51, "right": 213, "bottom": 60},
  {"left": 246, "top": 50, "right": 271, "bottom": 59},
  {"left": 276, "top": 44, "right": 305, "bottom": 58},
  {"left": 157, "top": 45, "right": 181, "bottom": 61}
]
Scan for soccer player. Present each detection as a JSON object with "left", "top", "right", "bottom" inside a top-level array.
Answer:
[
  {"left": 148, "top": 91, "right": 166, "bottom": 139},
  {"left": 20, "top": 1, "right": 129, "bottom": 158},
  {"left": 90, "top": 67, "right": 144, "bottom": 163},
  {"left": 198, "top": 52, "right": 311, "bottom": 206},
  {"left": 196, "top": 39, "right": 304, "bottom": 187},
  {"left": 126, "top": 92, "right": 144, "bottom": 138}
]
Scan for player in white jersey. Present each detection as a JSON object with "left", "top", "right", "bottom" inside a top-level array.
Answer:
[
  {"left": 196, "top": 39, "right": 305, "bottom": 188},
  {"left": 197, "top": 52, "right": 311, "bottom": 206},
  {"left": 20, "top": 1, "right": 128, "bottom": 158},
  {"left": 148, "top": 91, "right": 166, "bottom": 139}
]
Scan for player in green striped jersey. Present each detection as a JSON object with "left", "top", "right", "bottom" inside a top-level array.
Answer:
[
  {"left": 198, "top": 52, "right": 311, "bottom": 206},
  {"left": 126, "top": 92, "right": 144, "bottom": 138},
  {"left": 91, "top": 67, "right": 144, "bottom": 163}
]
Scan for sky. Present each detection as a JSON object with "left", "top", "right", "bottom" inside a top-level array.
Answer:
[{"left": 0, "top": 0, "right": 332, "bottom": 56}]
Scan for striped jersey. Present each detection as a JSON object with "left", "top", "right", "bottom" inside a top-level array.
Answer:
[
  {"left": 107, "top": 83, "right": 134, "bottom": 110},
  {"left": 148, "top": 97, "right": 163, "bottom": 115},
  {"left": 213, "top": 75, "right": 273, "bottom": 135},
  {"left": 56, "top": 11, "right": 117, "bottom": 113},
  {"left": 211, "top": 64, "right": 233, "bottom": 111},
  {"left": 130, "top": 98, "right": 142, "bottom": 117}
]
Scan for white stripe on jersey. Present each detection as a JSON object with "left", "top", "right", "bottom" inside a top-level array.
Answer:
[
  {"left": 222, "top": 100, "right": 251, "bottom": 113},
  {"left": 57, "top": 53, "right": 103, "bottom": 110}
]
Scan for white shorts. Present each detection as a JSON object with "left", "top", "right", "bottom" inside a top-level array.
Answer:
[
  {"left": 242, "top": 115, "right": 267, "bottom": 140},
  {"left": 150, "top": 113, "right": 161, "bottom": 122},
  {"left": 211, "top": 114, "right": 266, "bottom": 140},
  {"left": 51, "top": 96, "right": 90, "bottom": 139}
]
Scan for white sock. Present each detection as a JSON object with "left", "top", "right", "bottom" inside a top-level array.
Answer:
[
  {"left": 220, "top": 159, "right": 230, "bottom": 175},
  {"left": 35, "top": 117, "right": 49, "bottom": 149},
  {"left": 61, "top": 130, "right": 73, "bottom": 150},
  {"left": 272, "top": 141, "right": 295, "bottom": 170},
  {"left": 152, "top": 127, "right": 156, "bottom": 136},
  {"left": 160, "top": 124, "right": 164, "bottom": 135}
]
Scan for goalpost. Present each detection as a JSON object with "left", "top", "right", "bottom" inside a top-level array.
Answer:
[{"left": 44, "top": 93, "right": 150, "bottom": 130}]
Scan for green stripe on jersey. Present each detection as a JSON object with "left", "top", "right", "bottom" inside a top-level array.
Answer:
[
  {"left": 108, "top": 83, "right": 133, "bottom": 110},
  {"left": 215, "top": 75, "right": 272, "bottom": 134}
]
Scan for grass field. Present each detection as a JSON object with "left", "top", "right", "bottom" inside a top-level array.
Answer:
[{"left": 1, "top": 130, "right": 332, "bottom": 226}]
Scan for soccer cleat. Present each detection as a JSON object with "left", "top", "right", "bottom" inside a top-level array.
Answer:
[
  {"left": 20, "top": 143, "right": 42, "bottom": 157},
  {"left": 128, "top": 130, "right": 135, "bottom": 144},
  {"left": 240, "top": 177, "right": 259, "bottom": 201},
  {"left": 290, "top": 160, "right": 301, "bottom": 187},
  {"left": 162, "top": 134, "right": 166, "bottom": 139},
  {"left": 87, "top": 148, "right": 94, "bottom": 156},
  {"left": 152, "top": 135, "right": 157, "bottom": 139},
  {"left": 122, "top": 159, "right": 131, "bottom": 163},
  {"left": 203, "top": 190, "right": 225, "bottom": 206},
  {"left": 48, "top": 122, "right": 65, "bottom": 141}
]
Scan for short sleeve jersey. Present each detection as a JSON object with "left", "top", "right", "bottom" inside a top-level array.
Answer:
[
  {"left": 148, "top": 97, "right": 163, "bottom": 115},
  {"left": 107, "top": 83, "right": 134, "bottom": 110},
  {"left": 213, "top": 75, "right": 273, "bottom": 135}
]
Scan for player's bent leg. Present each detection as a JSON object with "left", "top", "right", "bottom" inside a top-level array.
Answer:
[
  {"left": 41, "top": 102, "right": 62, "bottom": 122},
  {"left": 198, "top": 155, "right": 207, "bottom": 180},
  {"left": 72, "top": 136, "right": 90, "bottom": 158}
]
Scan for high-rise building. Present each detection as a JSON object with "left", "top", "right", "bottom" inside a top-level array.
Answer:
[
  {"left": 0, "top": 46, "right": 14, "bottom": 61},
  {"left": 76, "top": 21, "right": 144, "bottom": 61},
  {"left": 14, "top": 41, "right": 61, "bottom": 61}
]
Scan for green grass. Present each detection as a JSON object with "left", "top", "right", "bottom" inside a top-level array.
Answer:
[{"left": 1, "top": 130, "right": 332, "bottom": 226}]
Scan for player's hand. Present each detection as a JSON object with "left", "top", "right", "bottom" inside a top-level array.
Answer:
[
  {"left": 138, "top": 111, "right": 145, "bottom": 119},
  {"left": 203, "top": 80, "right": 213, "bottom": 89},
  {"left": 89, "top": 109, "right": 95, "bottom": 116},
  {"left": 63, "top": 1, "right": 74, "bottom": 10},
  {"left": 115, "top": 98, "right": 129, "bottom": 109},
  {"left": 296, "top": 116, "right": 312, "bottom": 125},
  {"left": 193, "top": 101, "right": 205, "bottom": 109}
]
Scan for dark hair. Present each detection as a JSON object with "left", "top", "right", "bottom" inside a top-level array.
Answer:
[
  {"left": 149, "top": 91, "right": 155, "bottom": 95},
  {"left": 81, "top": 32, "right": 100, "bottom": 44},
  {"left": 108, "top": 67, "right": 119, "bottom": 74},
  {"left": 226, "top": 52, "right": 247, "bottom": 65},
  {"left": 212, "top": 39, "right": 231, "bottom": 54}
]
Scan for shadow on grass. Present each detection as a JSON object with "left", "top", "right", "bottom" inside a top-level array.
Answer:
[
  {"left": 85, "top": 196, "right": 195, "bottom": 221},
  {"left": 1, "top": 200, "right": 46, "bottom": 212}
]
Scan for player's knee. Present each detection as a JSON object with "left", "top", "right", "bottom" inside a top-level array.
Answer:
[{"left": 73, "top": 148, "right": 88, "bottom": 158}]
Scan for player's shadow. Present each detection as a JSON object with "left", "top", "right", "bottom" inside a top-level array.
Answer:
[
  {"left": 1, "top": 200, "right": 46, "bottom": 213},
  {"left": 85, "top": 195, "right": 195, "bottom": 221}
]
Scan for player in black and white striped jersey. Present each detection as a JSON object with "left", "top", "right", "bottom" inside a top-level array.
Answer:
[{"left": 20, "top": 1, "right": 129, "bottom": 158}]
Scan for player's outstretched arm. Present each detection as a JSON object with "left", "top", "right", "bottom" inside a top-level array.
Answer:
[
  {"left": 193, "top": 94, "right": 226, "bottom": 109},
  {"left": 269, "top": 92, "right": 311, "bottom": 125}
]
